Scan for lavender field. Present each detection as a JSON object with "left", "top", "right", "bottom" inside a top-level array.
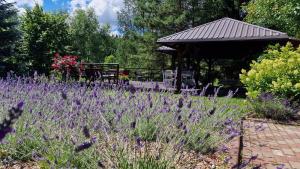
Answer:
[{"left": 0, "top": 77, "right": 246, "bottom": 168}]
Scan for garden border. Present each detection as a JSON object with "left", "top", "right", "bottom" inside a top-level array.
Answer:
[{"left": 236, "top": 118, "right": 244, "bottom": 169}]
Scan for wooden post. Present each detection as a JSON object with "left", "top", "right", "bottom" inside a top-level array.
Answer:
[
  {"left": 175, "top": 48, "right": 183, "bottom": 93},
  {"left": 171, "top": 54, "right": 176, "bottom": 70},
  {"left": 193, "top": 58, "right": 201, "bottom": 89},
  {"left": 116, "top": 64, "right": 119, "bottom": 84},
  {"left": 207, "top": 58, "right": 213, "bottom": 84}
]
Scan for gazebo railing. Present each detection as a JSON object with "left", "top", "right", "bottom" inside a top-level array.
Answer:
[{"left": 124, "top": 68, "right": 163, "bottom": 81}]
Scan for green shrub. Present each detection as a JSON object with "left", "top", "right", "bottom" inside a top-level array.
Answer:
[
  {"left": 249, "top": 93, "right": 297, "bottom": 120},
  {"left": 133, "top": 119, "right": 158, "bottom": 141},
  {"left": 240, "top": 43, "right": 300, "bottom": 99}
]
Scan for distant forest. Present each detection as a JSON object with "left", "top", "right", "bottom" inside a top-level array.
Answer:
[{"left": 0, "top": 0, "right": 299, "bottom": 76}]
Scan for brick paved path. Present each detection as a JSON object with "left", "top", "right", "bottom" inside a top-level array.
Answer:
[{"left": 243, "top": 119, "right": 300, "bottom": 169}]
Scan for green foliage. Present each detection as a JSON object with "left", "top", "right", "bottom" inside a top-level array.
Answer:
[
  {"left": 69, "top": 9, "right": 116, "bottom": 63},
  {"left": 244, "top": 0, "right": 300, "bottom": 37},
  {"left": 249, "top": 94, "right": 296, "bottom": 121},
  {"left": 116, "top": 0, "right": 243, "bottom": 69},
  {"left": 20, "top": 5, "right": 70, "bottom": 74},
  {"left": 117, "top": 155, "right": 168, "bottom": 169},
  {"left": 0, "top": 0, "right": 19, "bottom": 75},
  {"left": 185, "top": 128, "right": 220, "bottom": 154},
  {"left": 104, "top": 55, "right": 117, "bottom": 63},
  {"left": 136, "top": 157, "right": 168, "bottom": 169},
  {"left": 133, "top": 119, "right": 158, "bottom": 141},
  {"left": 240, "top": 43, "right": 300, "bottom": 99}
]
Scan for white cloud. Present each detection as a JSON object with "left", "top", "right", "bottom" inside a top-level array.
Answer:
[
  {"left": 70, "top": 0, "right": 123, "bottom": 29},
  {"left": 7, "top": 0, "right": 44, "bottom": 15}
]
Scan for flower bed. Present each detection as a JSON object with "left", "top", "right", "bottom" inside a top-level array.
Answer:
[{"left": 0, "top": 77, "right": 246, "bottom": 168}]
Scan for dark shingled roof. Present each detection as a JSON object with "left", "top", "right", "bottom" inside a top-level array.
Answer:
[{"left": 157, "top": 17, "right": 291, "bottom": 43}]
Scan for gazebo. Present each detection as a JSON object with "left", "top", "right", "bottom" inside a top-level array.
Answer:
[{"left": 157, "top": 17, "right": 300, "bottom": 92}]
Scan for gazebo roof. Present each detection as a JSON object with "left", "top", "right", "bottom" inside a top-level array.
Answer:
[
  {"left": 157, "top": 46, "right": 176, "bottom": 51},
  {"left": 157, "top": 18, "right": 294, "bottom": 44},
  {"left": 156, "top": 46, "right": 176, "bottom": 55}
]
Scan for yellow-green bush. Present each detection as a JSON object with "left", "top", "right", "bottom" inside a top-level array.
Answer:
[{"left": 240, "top": 43, "right": 300, "bottom": 99}]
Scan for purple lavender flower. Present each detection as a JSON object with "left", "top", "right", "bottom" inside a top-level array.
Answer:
[
  {"left": 136, "top": 137, "right": 142, "bottom": 147},
  {"left": 98, "top": 161, "right": 105, "bottom": 168},
  {"left": 75, "top": 141, "right": 93, "bottom": 152},
  {"left": 208, "top": 107, "right": 216, "bottom": 116},
  {"left": 0, "top": 127, "right": 12, "bottom": 141},
  {"left": 224, "top": 118, "right": 233, "bottom": 125},
  {"left": 83, "top": 126, "right": 91, "bottom": 138},
  {"left": 42, "top": 134, "right": 49, "bottom": 141},
  {"left": 17, "top": 101, "right": 24, "bottom": 109},
  {"left": 0, "top": 102, "right": 24, "bottom": 141},
  {"left": 250, "top": 154, "right": 258, "bottom": 161},
  {"left": 219, "top": 145, "right": 229, "bottom": 153},
  {"left": 178, "top": 98, "right": 184, "bottom": 108},
  {"left": 223, "top": 156, "right": 232, "bottom": 164},
  {"left": 130, "top": 121, "right": 136, "bottom": 129},
  {"left": 75, "top": 99, "right": 81, "bottom": 106},
  {"left": 61, "top": 91, "right": 67, "bottom": 100},
  {"left": 128, "top": 84, "right": 136, "bottom": 94},
  {"left": 276, "top": 164, "right": 285, "bottom": 169},
  {"left": 112, "top": 144, "right": 116, "bottom": 151},
  {"left": 255, "top": 123, "right": 265, "bottom": 132},
  {"left": 187, "top": 100, "right": 192, "bottom": 108}
]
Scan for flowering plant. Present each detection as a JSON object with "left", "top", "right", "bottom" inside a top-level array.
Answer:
[
  {"left": 51, "top": 53, "right": 81, "bottom": 80},
  {"left": 51, "top": 53, "right": 79, "bottom": 72}
]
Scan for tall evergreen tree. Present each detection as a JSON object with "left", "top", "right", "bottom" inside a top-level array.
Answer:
[
  {"left": 0, "top": 0, "right": 19, "bottom": 75},
  {"left": 116, "top": 0, "right": 244, "bottom": 69}
]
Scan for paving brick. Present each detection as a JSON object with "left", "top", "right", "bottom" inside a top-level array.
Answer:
[
  {"left": 285, "top": 139, "right": 294, "bottom": 144},
  {"left": 265, "top": 163, "right": 277, "bottom": 169},
  {"left": 241, "top": 120, "right": 300, "bottom": 169},
  {"left": 290, "top": 161, "right": 300, "bottom": 169},
  {"left": 286, "top": 156, "right": 299, "bottom": 162},
  {"left": 263, "top": 152, "right": 274, "bottom": 158},
  {"left": 295, "top": 153, "right": 300, "bottom": 159},
  {"left": 278, "top": 140, "right": 286, "bottom": 144},
  {"left": 281, "top": 163, "right": 292, "bottom": 169},
  {"left": 292, "top": 148, "right": 300, "bottom": 153},
  {"left": 272, "top": 149, "right": 284, "bottom": 156},
  {"left": 282, "top": 148, "right": 295, "bottom": 155},
  {"left": 274, "top": 156, "right": 288, "bottom": 163},
  {"left": 293, "top": 139, "right": 300, "bottom": 144}
]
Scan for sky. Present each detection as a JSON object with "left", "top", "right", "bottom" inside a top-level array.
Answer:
[{"left": 7, "top": 0, "right": 124, "bottom": 34}]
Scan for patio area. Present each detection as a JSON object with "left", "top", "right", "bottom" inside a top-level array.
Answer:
[{"left": 242, "top": 119, "right": 300, "bottom": 169}]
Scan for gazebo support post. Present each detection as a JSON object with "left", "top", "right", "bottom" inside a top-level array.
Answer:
[
  {"left": 207, "top": 58, "right": 213, "bottom": 84},
  {"left": 175, "top": 48, "right": 183, "bottom": 93},
  {"left": 193, "top": 58, "right": 201, "bottom": 89},
  {"left": 171, "top": 54, "right": 176, "bottom": 70}
]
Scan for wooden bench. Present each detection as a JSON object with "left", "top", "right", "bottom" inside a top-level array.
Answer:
[{"left": 80, "top": 63, "right": 119, "bottom": 83}]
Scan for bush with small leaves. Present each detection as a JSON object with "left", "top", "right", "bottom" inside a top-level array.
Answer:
[{"left": 240, "top": 43, "right": 300, "bottom": 99}]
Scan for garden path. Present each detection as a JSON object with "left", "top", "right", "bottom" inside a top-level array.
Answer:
[{"left": 243, "top": 119, "right": 300, "bottom": 169}]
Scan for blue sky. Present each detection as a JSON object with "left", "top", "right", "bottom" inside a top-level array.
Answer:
[
  {"left": 8, "top": 0, "right": 124, "bottom": 34},
  {"left": 43, "top": 0, "right": 70, "bottom": 12}
]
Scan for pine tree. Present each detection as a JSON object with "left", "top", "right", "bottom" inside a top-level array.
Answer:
[{"left": 0, "top": 0, "right": 19, "bottom": 64}]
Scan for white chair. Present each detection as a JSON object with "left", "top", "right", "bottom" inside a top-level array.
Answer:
[
  {"left": 163, "top": 70, "right": 176, "bottom": 88},
  {"left": 181, "top": 71, "right": 196, "bottom": 88}
]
